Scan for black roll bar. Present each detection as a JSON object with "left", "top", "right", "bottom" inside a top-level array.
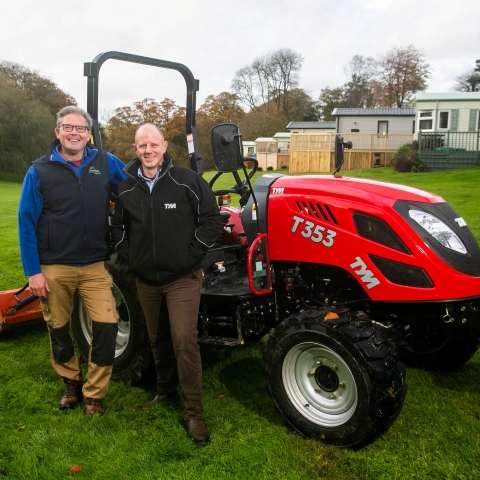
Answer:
[{"left": 84, "top": 51, "right": 203, "bottom": 173}]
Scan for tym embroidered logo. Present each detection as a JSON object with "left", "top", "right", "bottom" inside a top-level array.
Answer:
[
  {"left": 164, "top": 203, "right": 176, "bottom": 209},
  {"left": 88, "top": 166, "right": 101, "bottom": 174}
]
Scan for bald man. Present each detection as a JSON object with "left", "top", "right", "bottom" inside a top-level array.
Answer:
[{"left": 111, "top": 124, "right": 222, "bottom": 446}]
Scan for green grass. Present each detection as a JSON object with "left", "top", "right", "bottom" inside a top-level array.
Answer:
[{"left": 1, "top": 167, "right": 480, "bottom": 479}]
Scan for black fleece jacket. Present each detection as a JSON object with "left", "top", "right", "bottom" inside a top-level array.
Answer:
[{"left": 111, "top": 154, "right": 223, "bottom": 286}]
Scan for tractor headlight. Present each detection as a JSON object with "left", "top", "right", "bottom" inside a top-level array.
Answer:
[{"left": 409, "top": 209, "right": 467, "bottom": 254}]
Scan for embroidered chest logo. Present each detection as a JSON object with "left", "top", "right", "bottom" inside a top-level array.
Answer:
[
  {"left": 164, "top": 203, "right": 176, "bottom": 209},
  {"left": 88, "top": 166, "right": 101, "bottom": 175}
]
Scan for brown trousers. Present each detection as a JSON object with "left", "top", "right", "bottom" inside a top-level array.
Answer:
[
  {"left": 136, "top": 269, "right": 203, "bottom": 421},
  {"left": 40, "top": 262, "right": 118, "bottom": 399}
]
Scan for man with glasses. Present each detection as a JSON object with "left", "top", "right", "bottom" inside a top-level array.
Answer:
[{"left": 18, "top": 106, "right": 126, "bottom": 416}]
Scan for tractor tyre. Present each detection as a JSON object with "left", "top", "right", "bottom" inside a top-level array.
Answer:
[
  {"left": 71, "top": 260, "right": 152, "bottom": 385},
  {"left": 399, "top": 322, "right": 480, "bottom": 370},
  {"left": 263, "top": 307, "right": 406, "bottom": 449}
]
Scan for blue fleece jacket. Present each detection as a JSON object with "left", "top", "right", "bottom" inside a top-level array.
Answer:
[{"left": 18, "top": 145, "right": 126, "bottom": 276}]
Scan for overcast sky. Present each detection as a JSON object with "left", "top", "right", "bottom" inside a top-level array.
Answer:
[{"left": 1, "top": 0, "right": 479, "bottom": 119}]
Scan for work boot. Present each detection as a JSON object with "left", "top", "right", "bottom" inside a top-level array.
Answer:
[
  {"left": 135, "top": 392, "right": 181, "bottom": 411},
  {"left": 185, "top": 419, "right": 210, "bottom": 446},
  {"left": 59, "top": 378, "right": 82, "bottom": 410},
  {"left": 83, "top": 398, "right": 104, "bottom": 417}
]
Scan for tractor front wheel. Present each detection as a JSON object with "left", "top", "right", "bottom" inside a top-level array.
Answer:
[{"left": 263, "top": 307, "right": 406, "bottom": 449}]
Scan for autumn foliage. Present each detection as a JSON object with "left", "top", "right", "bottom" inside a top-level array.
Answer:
[{"left": 103, "top": 98, "right": 189, "bottom": 166}]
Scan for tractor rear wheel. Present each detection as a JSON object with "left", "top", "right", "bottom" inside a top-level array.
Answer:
[
  {"left": 70, "top": 259, "right": 152, "bottom": 385},
  {"left": 263, "top": 307, "right": 406, "bottom": 449},
  {"left": 399, "top": 321, "right": 480, "bottom": 370}
]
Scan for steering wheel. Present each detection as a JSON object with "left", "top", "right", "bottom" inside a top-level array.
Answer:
[{"left": 209, "top": 157, "right": 258, "bottom": 196}]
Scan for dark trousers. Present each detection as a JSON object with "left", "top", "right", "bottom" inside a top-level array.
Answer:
[{"left": 136, "top": 269, "right": 203, "bottom": 421}]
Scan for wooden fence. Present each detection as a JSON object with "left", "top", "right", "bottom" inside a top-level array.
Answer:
[{"left": 289, "top": 133, "right": 413, "bottom": 173}]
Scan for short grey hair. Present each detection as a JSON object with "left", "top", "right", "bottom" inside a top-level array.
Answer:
[{"left": 56, "top": 106, "right": 93, "bottom": 130}]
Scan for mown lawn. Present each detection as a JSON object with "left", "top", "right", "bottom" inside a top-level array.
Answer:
[{"left": 1, "top": 167, "right": 479, "bottom": 479}]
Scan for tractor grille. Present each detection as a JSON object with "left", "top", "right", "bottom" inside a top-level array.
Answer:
[
  {"left": 369, "top": 255, "right": 433, "bottom": 288},
  {"left": 294, "top": 200, "right": 339, "bottom": 225},
  {"left": 353, "top": 213, "right": 410, "bottom": 254}
]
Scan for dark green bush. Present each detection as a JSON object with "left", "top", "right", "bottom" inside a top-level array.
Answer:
[
  {"left": 394, "top": 156, "right": 415, "bottom": 172},
  {"left": 267, "top": 166, "right": 274, "bottom": 171},
  {"left": 392, "top": 141, "right": 427, "bottom": 172}
]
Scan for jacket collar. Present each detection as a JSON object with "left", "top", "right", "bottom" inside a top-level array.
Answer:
[
  {"left": 124, "top": 152, "right": 174, "bottom": 183},
  {"left": 42, "top": 139, "right": 99, "bottom": 165}
]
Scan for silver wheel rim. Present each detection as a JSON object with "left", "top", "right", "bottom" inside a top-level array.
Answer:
[
  {"left": 282, "top": 342, "right": 357, "bottom": 427},
  {"left": 77, "top": 281, "right": 131, "bottom": 358}
]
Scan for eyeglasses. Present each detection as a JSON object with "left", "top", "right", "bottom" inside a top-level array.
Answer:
[{"left": 60, "top": 124, "right": 91, "bottom": 133}]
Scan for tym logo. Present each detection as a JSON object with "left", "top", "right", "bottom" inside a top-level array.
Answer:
[
  {"left": 350, "top": 257, "right": 380, "bottom": 289},
  {"left": 272, "top": 187, "right": 284, "bottom": 194},
  {"left": 164, "top": 203, "right": 176, "bottom": 209}
]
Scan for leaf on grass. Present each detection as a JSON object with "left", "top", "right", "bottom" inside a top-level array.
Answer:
[
  {"left": 0, "top": 470, "right": 7, "bottom": 477},
  {"left": 324, "top": 312, "right": 339, "bottom": 321},
  {"left": 214, "top": 394, "right": 225, "bottom": 399},
  {"left": 36, "top": 455, "right": 45, "bottom": 463},
  {"left": 69, "top": 465, "right": 82, "bottom": 474},
  {"left": 17, "top": 425, "right": 26, "bottom": 431},
  {"left": 386, "top": 388, "right": 396, "bottom": 398}
]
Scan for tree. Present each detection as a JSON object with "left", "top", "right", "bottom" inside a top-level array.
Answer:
[
  {"left": 104, "top": 98, "right": 190, "bottom": 165},
  {"left": 197, "top": 92, "right": 245, "bottom": 125},
  {"left": 287, "top": 88, "right": 320, "bottom": 121},
  {"left": 318, "top": 86, "right": 345, "bottom": 120},
  {"left": 0, "top": 75, "right": 55, "bottom": 175},
  {"left": 196, "top": 92, "right": 245, "bottom": 169},
  {"left": 232, "top": 48, "right": 303, "bottom": 120},
  {"left": 231, "top": 66, "right": 259, "bottom": 112},
  {"left": 376, "top": 45, "right": 431, "bottom": 107},
  {"left": 237, "top": 110, "right": 286, "bottom": 144},
  {"left": 453, "top": 59, "right": 480, "bottom": 92},
  {"left": 342, "top": 55, "right": 377, "bottom": 108},
  {"left": 0, "top": 60, "right": 77, "bottom": 115}
]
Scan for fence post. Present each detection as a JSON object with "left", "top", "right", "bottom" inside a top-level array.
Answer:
[{"left": 477, "top": 130, "right": 480, "bottom": 163}]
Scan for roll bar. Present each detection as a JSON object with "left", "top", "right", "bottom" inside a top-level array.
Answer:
[{"left": 84, "top": 51, "right": 203, "bottom": 173}]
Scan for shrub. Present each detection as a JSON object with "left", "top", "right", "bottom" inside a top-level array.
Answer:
[
  {"left": 267, "top": 166, "right": 274, "bottom": 171},
  {"left": 257, "top": 166, "right": 263, "bottom": 171},
  {"left": 394, "top": 156, "right": 415, "bottom": 172},
  {"left": 281, "top": 165, "right": 288, "bottom": 170},
  {"left": 392, "top": 141, "right": 427, "bottom": 172}
]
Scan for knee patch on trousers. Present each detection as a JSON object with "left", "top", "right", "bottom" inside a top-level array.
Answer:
[
  {"left": 91, "top": 321, "right": 118, "bottom": 366},
  {"left": 48, "top": 323, "right": 75, "bottom": 363}
]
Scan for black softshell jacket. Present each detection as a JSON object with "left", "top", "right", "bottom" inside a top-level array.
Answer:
[{"left": 111, "top": 154, "right": 223, "bottom": 286}]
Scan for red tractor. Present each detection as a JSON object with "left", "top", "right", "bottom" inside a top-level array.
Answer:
[{"left": 2, "top": 52, "right": 479, "bottom": 449}]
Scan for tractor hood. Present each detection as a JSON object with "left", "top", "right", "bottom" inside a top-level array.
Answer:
[
  {"left": 269, "top": 175, "right": 444, "bottom": 207},
  {"left": 265, "top": 173, "right": 480, "bottom": 302}
]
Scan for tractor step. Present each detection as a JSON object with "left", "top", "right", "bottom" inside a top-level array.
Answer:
[{"left": 198, "top": 335, "right": 244, "bottom": 346}]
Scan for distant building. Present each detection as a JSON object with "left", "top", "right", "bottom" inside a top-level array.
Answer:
[
  {"left": 415, "top": 92, "right": 480, "bottom": 170},
  {"left": 286, "top": 121, "right": 336, "bottom": 134},
  {"left": 415, "top": 92, "right": 480, "bottom": 136},
  {"left": 242, "top": 140, "right": 255, "bottom": 157},
  {"left": 332, "top": 108, "right": 415, "bottom": 135}
]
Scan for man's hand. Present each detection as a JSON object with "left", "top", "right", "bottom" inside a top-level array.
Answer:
[{"left": 29, "top": 273, "right": 50, "bottom": 298}]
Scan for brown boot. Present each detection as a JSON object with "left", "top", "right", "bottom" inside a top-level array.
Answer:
[
  {"left": 59, "top": 378, "right": 82, "bottom": 410},
  {"left": 185, "top": 419, "right": 210, "bottom": 446},
  {"left": 83, "top": 398, "right": 104, "bottom": 417},
  {"left": 135, "top": 392, "right": 180, "bottom": 411}
]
